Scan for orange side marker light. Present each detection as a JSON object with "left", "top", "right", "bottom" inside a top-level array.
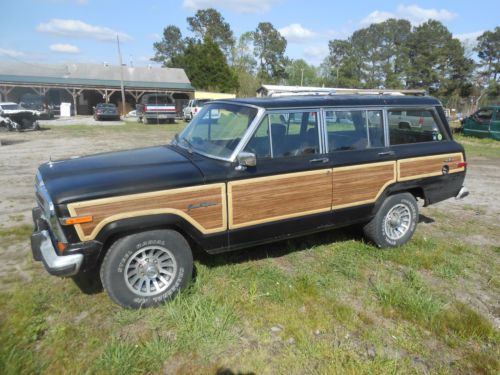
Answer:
[{"left": 61, "top": 215, "right": 93, "bottom": 225}]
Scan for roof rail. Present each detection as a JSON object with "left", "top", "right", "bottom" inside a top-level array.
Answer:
[{"left": 260, "top": 85, "right": 427, "bottom": 97}]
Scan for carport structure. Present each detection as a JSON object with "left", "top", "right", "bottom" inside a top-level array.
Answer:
[{"left": 0, "top": 61, "right": 194, "bottom": 115}]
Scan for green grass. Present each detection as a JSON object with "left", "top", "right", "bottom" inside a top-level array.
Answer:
[
  {"left": 1, "top": 227, "right": 498, "bottom": 374},
  {"left": 0, "top": 224, "right": 33, "bottom": 242},
  {"left": 454, "top": 133, "right": 500, "bottom": 158}
]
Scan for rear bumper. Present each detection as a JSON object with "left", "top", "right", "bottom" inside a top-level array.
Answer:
[
  {"left": 31, "top": 207, "right": 102, "bottom": 277},
  {"left": 455, "top": 186, "right": 469, "bottom": 200}
]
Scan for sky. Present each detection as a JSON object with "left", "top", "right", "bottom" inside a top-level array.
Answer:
[{"left": 0, "top": 0, "right": 498, "bottom": 68}]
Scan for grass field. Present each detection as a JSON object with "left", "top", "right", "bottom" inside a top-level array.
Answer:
[{"left": 0, "top": 123, "right": 498, "bottom": 374}]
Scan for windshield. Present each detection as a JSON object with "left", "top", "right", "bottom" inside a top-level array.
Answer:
[
  {"left": 176, "top": 103, "right": 258, "bottom": 160},
  {"left": 97, "top": 104, "right": 116, "bottom": 108}
]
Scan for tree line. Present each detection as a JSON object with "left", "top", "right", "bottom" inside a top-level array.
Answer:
[{"left": 152, "top": 8, "right": 499, "bottom": 107}]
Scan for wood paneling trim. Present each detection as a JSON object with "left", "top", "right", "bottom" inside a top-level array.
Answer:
[
  {"left": 67, "top": 183, "right": 227, "bottom": 241},
  {"left": 397, "top": 153, "right": 465, "bottom": 182},
  {"left": 332, "top": 161, "right": 397, "bottom": 209},
  {"left": 228, "top": 169, "right": 332, "bottom": 229}
]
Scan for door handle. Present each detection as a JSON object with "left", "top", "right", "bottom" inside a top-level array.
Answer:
[
  {"left": 378, "top": 151, "right": 395, "bottom": 157},
  {"left": 309, "top": 157, "right": 329, "bottom": 163}
]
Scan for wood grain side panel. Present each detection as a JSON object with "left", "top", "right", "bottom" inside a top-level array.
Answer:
[
  {"left": 332, "top": 162, "right": 396, "bottom": 209},
  {"left": 68, "top": 184, "right": 226, "bottom": 241},
  {"left": 398, "top": 153, "right": 464, "bottom": 181},
  {"left": 229, "top": 169, "right": 332, "bottom": 229}
]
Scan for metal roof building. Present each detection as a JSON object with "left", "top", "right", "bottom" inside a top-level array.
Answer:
[{"left": 0, "top": 61, "right": 194, "bottom": 115}]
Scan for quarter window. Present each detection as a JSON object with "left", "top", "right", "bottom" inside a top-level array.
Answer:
[
  {"left": 244, "top": 111, "right": 320, "bottom": 158},
  {"left": 326, "top": 110, "right": 384, "bottom": 152},
  {"left": 388, "top": 109, "right": 445, "bottom": 145}
]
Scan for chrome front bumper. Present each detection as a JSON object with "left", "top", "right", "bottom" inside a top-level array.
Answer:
[
  {"left": 455, "top": 186, "right": 469, "bottom": 200},
  {"left": 31, "top": 229, "right": 83, "bottom": 276}
]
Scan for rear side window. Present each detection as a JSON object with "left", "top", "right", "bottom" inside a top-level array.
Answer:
[
  {"left": 388, "top": 108, "right": 445, "bottom": 145},
  {"left": 326, "top": 110, "right": 384, "bottom": 152},
  {"left": 475, "top": 109, "right": 493, "bottom": 122}
]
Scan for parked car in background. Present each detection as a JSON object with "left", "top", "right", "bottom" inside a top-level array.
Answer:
[
  {"left": 19, "top": 93, "right": 54, "bottom": 119},
  {"left": 93, "top": 103, "right": 120, "bottom": 121},
  {"left": 136, "top": 94, "right": 176, "bottom": 124},
  {"left": 462, "top": 106, "right": 500, "bottom": 140},
  {"left": 31, "top": 94, "right": 468, "bottom": 308},
  {"left": 182, "top": 99, "right": 210, "bottom": 121},
  {"left": 0, "top": 102, "right": 40, "bottom": 131}
]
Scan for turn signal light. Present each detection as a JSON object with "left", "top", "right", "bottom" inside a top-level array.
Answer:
[
  {"left": 457, "top": 162, "right": 467, "bottom": 168},
  {"left": 57, "top": 241, "right": 68, "bottom": 252},
  {"left": 61, "top": 215, "right": 93, "bottom": 225}
]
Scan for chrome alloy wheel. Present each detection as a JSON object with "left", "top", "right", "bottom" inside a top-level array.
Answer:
[
  {"left": 384, "top": 203, "right": 412, "bottom": 241},
  {"left": 124, "top": 245, "right": 178, "bottom": 297}
]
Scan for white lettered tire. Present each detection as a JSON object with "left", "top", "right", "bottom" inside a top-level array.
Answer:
[
  {"left": 363, "top": 193, "right": 418, "bottom": 248},
  {"left": 100, "top": 229, "right": 193, "bottom": 308}
]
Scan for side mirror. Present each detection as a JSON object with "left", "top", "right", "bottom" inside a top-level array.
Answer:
[{"left": 236, "top": 151, "right": 256, "bottom": 170}]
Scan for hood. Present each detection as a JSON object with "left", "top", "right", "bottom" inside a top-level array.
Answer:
[{"left": 38, "top": 145, "right": 204, "bottom": 205}]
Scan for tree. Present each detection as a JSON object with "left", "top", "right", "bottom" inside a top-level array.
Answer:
[
  {"left": 406, "top": 20, "right": 473, "bottom": 98},
  {"left": 285, "top": 59, "right": 318, "bottom": 86},
  {"left": 253, "top": 22, "right": 288, "bottom": 83},
  {"left": 328, "top": 39, "right": 362, "bottom": 87},
  {"left": 232, "top": 32, "right": 259, "bottom": 97},
  {"left": 175, "top": 38, "right": 238, "bottom": 93},
  {"left": 187, "top": 8, "right": 235, "bottom": 59},
  {"left": 475, "top": 27, "right": 500, "bottom": 82},
  {"left": 152, "top": 25, "right": 185, "bottom": 67}
]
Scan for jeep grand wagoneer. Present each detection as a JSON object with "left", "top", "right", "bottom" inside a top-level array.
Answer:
[{"left": 31, "top": 95, "right": 468, "bottom": 308}]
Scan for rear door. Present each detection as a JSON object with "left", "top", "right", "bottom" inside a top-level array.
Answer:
[
  {"left": 464, "top": 108, "right": 493, "bottom": 138},
  {"left": 324, "top": 108, "right": 396, "bottom": 215}
]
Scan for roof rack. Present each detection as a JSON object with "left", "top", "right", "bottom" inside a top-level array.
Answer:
[{"left": 257, "top": 85, "right": 427, "bottom": 97}]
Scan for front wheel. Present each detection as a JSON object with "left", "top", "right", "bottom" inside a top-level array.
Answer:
[
  {"left": 363, "top": 193, "right": 418, "bottom": 248},
  {"left": 100, "top": 229, "right": 193, "bottom": 308}
]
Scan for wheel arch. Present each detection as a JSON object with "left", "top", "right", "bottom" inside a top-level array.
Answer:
[{"left": 94, "top": 213, "right": 205, "bottom": 265}]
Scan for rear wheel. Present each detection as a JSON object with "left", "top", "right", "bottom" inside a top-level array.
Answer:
[
  {"left": 363, "top": 193, "right": 418, "bottom": 248},
  {"left": 100, "top": 229, "right": 193, "bottom": 308}
]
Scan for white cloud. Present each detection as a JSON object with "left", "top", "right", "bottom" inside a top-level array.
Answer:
[
  {"left": 361, "top": 11, "right": 395, "bottom": 25},
  {"left": 303, "top": 46, "right": 328, "bottom": 64},
  {"left": 77, "top": 0, "right": 89, "bottom": 5},
  {"left": 183, "top": 0, "right": 278, "bottom": 14},
  {"left": 361, "top": 4, "right": 457, "bottom": 26},
  {"left": 455, "top": 31, "right": 483, "bottom": 43},
  {"left": 279, "top": 23, "right": 317, "bottom": 43},
  {"left": 49, "top": 43, "right": 80, "bottom": 53},
  {"left": 149, "top": 33, "right": 161, "bottom": 41},
  {"left": 0, "top": 48, "right": 25, "bottom": 57},
  {"left": 36, "top": 19, "right": 131, "bottom": 42},
  {"left": 397, "top": 5, "right": 457, "bottom": 24}
]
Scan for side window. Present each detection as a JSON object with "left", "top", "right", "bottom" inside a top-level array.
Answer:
[
  {"left": 388, "top": 108, "right": 445, "bottom": 145},
  {"left": 326, "top": 110, "right": 384, "bottom": 152},
  {"left": 244, "top": 111, "right": 320, "bottom": 158},
  {"left": 475, "top": 109, "right": 493, "bottom": 123}
]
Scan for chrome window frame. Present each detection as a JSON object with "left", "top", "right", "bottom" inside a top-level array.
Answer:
[{"left": 238, "top": 108, "right": 327, "bottom": 157}]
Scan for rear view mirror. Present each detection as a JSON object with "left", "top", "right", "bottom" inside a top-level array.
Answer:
[{"left": 236, "top": 152, "right": 256, "bottom": 170}]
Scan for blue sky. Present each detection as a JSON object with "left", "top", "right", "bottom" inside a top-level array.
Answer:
[{"left": 0, "top": 0, "right": 497, "bottom": 67}]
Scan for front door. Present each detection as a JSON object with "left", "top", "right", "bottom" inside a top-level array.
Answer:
[
  {"left": 464, "top": 108, "right": 493, "bottom": 138},
  {"left": 227, "top": 109, "right": 333, "bottom": 248}
]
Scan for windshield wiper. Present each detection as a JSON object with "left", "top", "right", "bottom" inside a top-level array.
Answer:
[{"left": 174, "top": 133, "right": 193, "bottom": 154}]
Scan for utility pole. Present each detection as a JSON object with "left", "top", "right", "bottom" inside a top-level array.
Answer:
[
  {"left": 117, "top": 35, "right": 126, "bottom": 116},
  {"left": 300, "top": 68, "right": 304, "bottom": 86}
]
